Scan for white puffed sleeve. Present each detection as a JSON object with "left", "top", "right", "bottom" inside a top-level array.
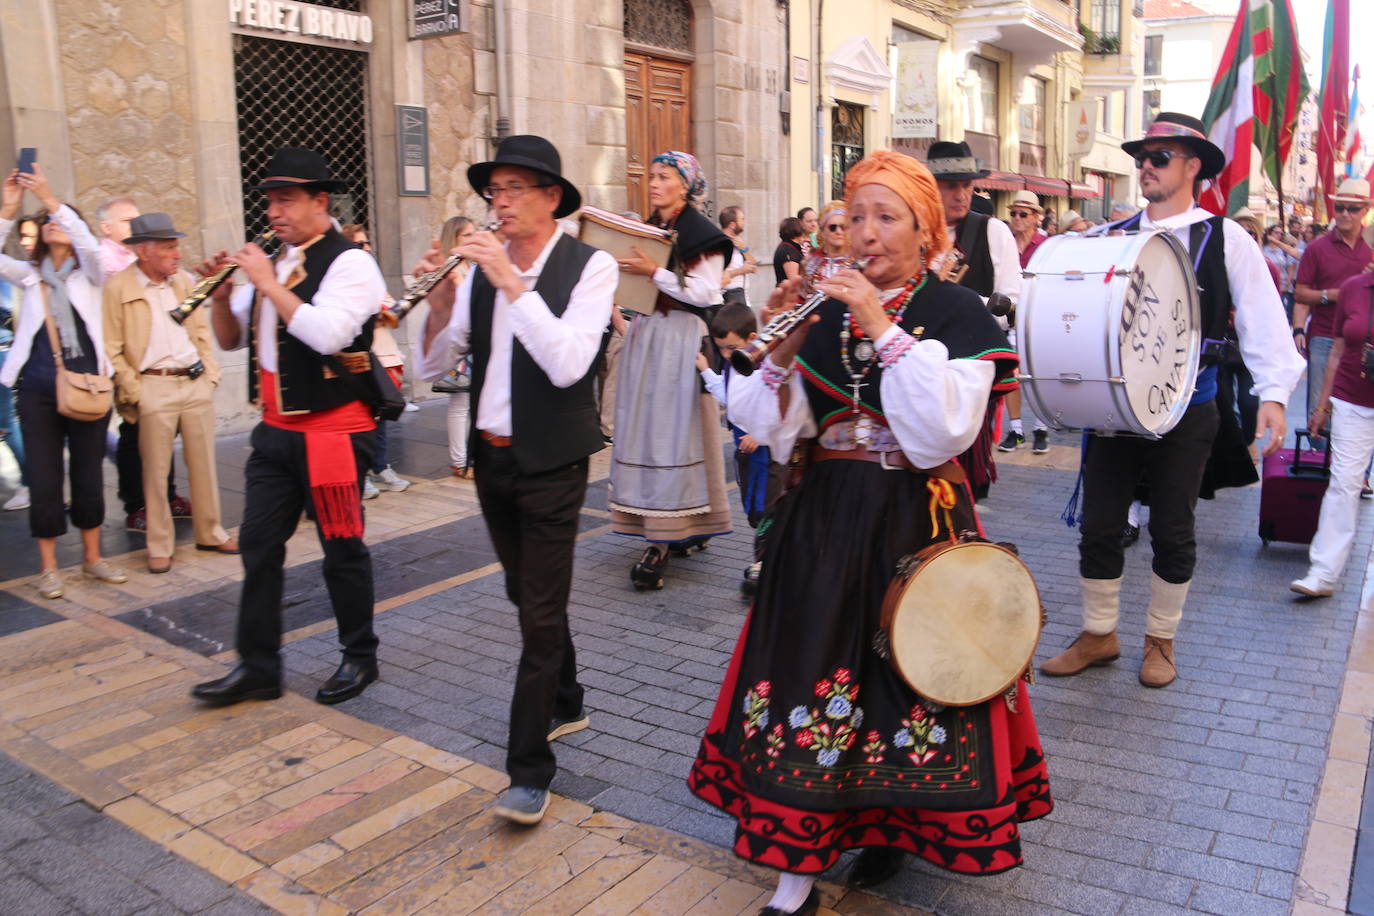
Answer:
[
  {"left": 725, "top": 358, "right": 816, "bottom": 459},
  {"left": 874, "top": 326, "right": 996, "bottom": 469}
]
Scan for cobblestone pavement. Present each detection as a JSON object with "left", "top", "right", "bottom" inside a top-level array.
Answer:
[{"left": 0, "top": 398, "right": 1371, "bottom": 915}]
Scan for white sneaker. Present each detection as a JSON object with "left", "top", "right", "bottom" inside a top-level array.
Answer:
[
  {"left": 3, "top": 485, "right": 29, "bottom": 511},
  {"left": 403, "top": 401, "right": 420, "bottom": 413},
  {"left": 362, "top": 479, "right": 380, "bottom": 500},
  {"left": 370, "top": 467, "right": 410, "bottom": 492},
  {"left": 1290, "top": 573, "right": 1336, "bottom": 598}
]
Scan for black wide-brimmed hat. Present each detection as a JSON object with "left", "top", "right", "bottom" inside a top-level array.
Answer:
[
  {"left": 122, "top": 212, "right": 185, "bottom": 244},
  {"left": 467, "top": 135, "right": 581, "bottom": 218},
  {"left": 1122, "top": 112, "right": 1226, "bottom": 181},
  {"left": 252, "top": 147, "right": 347, "bottom": 192},
  {"left": 926, "top": 140, "right": 990, "bottom": 182}
]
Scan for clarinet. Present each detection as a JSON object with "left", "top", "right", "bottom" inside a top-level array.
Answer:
[
  {"left": 169, "top": 230, "right": 276, "bottom": 325},
  {"left": 729, "top": 256, "right": 873, "bottom": 376},
  {"left": 381, "top": 219, "right": 502, "bottom": 327}
]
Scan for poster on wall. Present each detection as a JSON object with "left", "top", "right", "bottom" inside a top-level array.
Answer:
[
  {"left": 893, "top": 41, "right": 939, "bottom": 139},
  {"left": 1067, "top": 100, "right": 1098, "bottom": 159}
]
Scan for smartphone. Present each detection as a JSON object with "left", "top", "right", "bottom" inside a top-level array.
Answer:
[{"left": 16, "top": 148, "right": 36, "bottom": 175}]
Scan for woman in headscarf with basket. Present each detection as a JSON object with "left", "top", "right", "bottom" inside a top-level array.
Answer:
[{"left": 612, "top": 151, "right": 736, "bottom": 590}]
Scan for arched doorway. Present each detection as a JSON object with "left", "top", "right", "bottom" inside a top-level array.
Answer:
[{"left": 624, "top": 0, "right": 693, "bottom": 217}]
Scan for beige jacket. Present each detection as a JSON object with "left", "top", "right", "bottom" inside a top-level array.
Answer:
[{"left": 102, "top": 263, "right": 221, "bottom": 423}]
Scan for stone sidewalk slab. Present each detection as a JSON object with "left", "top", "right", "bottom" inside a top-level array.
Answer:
[{"left": 0, "top": 611, "right": 926, "bottom": 916}]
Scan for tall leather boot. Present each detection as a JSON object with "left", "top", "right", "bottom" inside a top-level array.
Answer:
[
  {"left": 1140, "top": 574, "right": 1188, "bottom": 688},
  {"left": 1040, "top": 576, "right": 1122, "bottom": 677}
]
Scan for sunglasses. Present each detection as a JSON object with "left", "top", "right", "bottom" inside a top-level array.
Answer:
[
  {"left": 824, "top": 223, "right": 845, "bottom": 232},
  {"left": 1009, "top": 210, "right": 1035, "bottom": 219},
  {"left": 1133, "top": 149, "right": 1194, "bottom": 169},
  {"left": 1332, "top": 203, "right": 1368, "bottom": 214}
]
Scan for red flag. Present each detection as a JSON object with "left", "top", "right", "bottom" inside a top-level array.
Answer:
[
  {"left": 1317, "top": 0, "right": 1351, "bottom": 212},
  {"left": 1200, "top": 0, "right": 1255, "bottom": 215}
]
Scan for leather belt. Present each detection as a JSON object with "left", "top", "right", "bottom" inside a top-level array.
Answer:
[
  {"left": 142, "top": 367, "right": 192, "bottom": 377},
  {"left": 809, "top": 446, "right": 967, "bottom": 485},
  {"left": 479, "top": 429, "right": 513, "bottom": 447}
]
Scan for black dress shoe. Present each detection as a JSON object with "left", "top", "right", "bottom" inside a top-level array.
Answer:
[
  {"left": 315, "top": 659, "right": 378, "bottom": 705},
  {"left": 757, "top": 887, "right": 819, "bottom": 916},
  {"left": 191, "top": 664, "right": 282, "bottom": 706},
  {"left": 847, "top": 846, "right": 904, "bottom": 889},
  {"left": 1122, "top": 524, "right": 1140, "bottom": 547}
]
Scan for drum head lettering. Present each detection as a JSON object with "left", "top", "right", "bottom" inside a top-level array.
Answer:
[{"left": 1116, "top": 234, "right": 1200, "bottom": 434}]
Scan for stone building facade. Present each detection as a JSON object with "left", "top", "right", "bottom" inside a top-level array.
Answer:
[{"left": 0, "top": 0, "right": 789, "bottom": 431}]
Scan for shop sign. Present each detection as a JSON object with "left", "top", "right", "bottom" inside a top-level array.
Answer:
[
  {"left": 228, "top": 0, "right": 374, "bottom": 46},
  {"left": 411, "top": 0, "right": 464, "bottom": 39},
  {"left": 1068, "top": 100, "right": 1097, "bottom": 159},
  {"left": 396, "top": 106, "right": 430, "bottom": 196},
  {"left": 893, "top": 41, "right": 939, "bottom": 139}
]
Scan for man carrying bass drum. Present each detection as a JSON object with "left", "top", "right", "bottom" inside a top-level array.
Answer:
[{"left": 1039, "top": 113, "right": 1303, "bottom": 689}]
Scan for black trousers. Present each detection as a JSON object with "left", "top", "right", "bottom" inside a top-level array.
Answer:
[
  {"left": 116, "top": 420, "right": 178, "bottom": 515},
  {"left": 1079, "top": 400, "right": 1219, "bottom": 584},
  {"left": 17, "top": 388, "right": 107, "bottom": 538},
  {"left": 236, "top": 422, "right": 378, "bottom": 678},
  {"left": 474, "top": 438, "right": 588, "bottom": 790}
]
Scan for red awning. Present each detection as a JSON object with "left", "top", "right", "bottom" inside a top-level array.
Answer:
[
  {"left": 1068, "top": 181, "right": 1100, "bottom": 199},
  {"left": 973, "top": 170, "right": 1026, "bottom": 192},
  {"left": 1024, "top": 176, "right": 1070, "bottom": 197}
]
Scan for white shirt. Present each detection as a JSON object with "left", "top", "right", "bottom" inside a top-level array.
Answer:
[
  {"left": 651, "top": 252, "right": 726, "bottom": 307},
  {"left": 723, "top": 248, "right": 745, "bottom": 291},
  {"left": 1135, "top": 206, "right": 1304, "bottom": 406},
  {"left": 228, "top": 244, "right": 385, "bottom": 372},
  {"left": 137, "top": 268, "right": 199, "bottom": 371},
  {"left": 414, "top": 228, "right": 618, "bottom": 437}
]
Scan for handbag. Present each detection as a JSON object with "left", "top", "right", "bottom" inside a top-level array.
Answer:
[
  {"left": 39, "top": 284, "right": 111, "bottom": 422},
  {"left": 430, "top": 359, "right": 471, "bottom": 394}
]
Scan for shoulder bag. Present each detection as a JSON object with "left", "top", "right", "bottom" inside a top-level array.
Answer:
[{"left": 39, "top": 284, "right": 112, "bottom": 421}]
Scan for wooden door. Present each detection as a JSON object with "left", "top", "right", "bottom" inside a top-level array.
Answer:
[{"left": 625, "top": 52, "right": 691, "bottom": 218}]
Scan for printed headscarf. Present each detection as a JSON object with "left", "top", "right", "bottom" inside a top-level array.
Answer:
[
  {"left": 842, "top": 150, "right": 950, "bottom": 263},
  {"left": 652, "top": 151, "right": 709, "bottom": 203}
]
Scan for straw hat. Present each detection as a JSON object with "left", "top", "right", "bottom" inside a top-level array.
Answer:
[
  {"left": 1330, "top": 178, "right": 1372, "bottom": 206},
  {"left": 1061, "top": 210, "right": 1089, "bottom": 232},
  {"left": 1008, "top": 190, "right": 1043, "bottom": 213}
]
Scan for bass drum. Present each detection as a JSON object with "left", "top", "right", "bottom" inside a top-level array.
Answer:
[{"left": 1019, "top": 230, "right": 1201, "bottom": 438}]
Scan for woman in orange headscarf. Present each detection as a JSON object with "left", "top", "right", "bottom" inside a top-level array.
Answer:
[{"left": 688, "top": 151, "right": 1051, "bottom": 915}]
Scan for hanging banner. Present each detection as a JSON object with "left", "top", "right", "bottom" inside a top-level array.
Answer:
[
  {"left": 1068, "top": 100, "right": 1098, "bottom": 159},
  {"left": 893, "top": 41, "right": 939, "bottom": 139}
]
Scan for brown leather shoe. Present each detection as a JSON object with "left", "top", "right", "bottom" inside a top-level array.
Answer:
[
  {"left": 196, "top": 539, "right": 240, "bottom": 555},
  {"left": 1140, "top": 636, "right": 1177, "bottom": 687},
  {"left": 1039, "top": 630, "right": 1120, "bottom": 677},
  {"left": 147, "top": 557, "right": 171, "bottom": 574}
]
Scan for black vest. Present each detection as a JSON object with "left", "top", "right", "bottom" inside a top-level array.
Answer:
[
  {"left": 248, "top": 228, "right": 375, "bottom": 414},
  {"left": 952, "top": 212, "right": 995, "bottom": 297},
  {"left": 1109, "top": 211, "right": 1232, "bottom": 366},
  {"left": 469, "top": 232, "right": 606, "bottom": 474}
]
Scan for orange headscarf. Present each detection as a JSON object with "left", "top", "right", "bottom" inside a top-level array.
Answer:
[{"left": 843, "top": 150, "right": 950, "bottom": 264}]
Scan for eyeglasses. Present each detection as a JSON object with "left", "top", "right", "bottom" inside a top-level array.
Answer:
[
  {"left": 480, "top": 182, "right": 552, "bottom": 202},
  {"left": 824, "top": 224, "right": 845, "bottom": 232},
  {"left": 1132, "top": 149, "right": 1194, "bottom": 169},
  {"left": 1009, "top": 210, "right": 1035, "bottom": 219},
  {"left": 1332, "top": 203, "right": 1368, "bottom": 214}
]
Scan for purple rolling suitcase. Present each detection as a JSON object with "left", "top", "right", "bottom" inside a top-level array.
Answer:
[{"left": 1258, "top": 428, "right": 1331, "bottom": 545}]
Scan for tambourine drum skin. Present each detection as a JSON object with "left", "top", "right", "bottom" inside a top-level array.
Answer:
[
  {"left": 879, "top": 541, "right": 1042, "bottom": 707},
  {"left": 1020, "top": 230, "right": 1201, "bottom": 437}
]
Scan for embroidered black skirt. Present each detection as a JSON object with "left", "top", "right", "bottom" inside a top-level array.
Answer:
[{"left": 689, "top": 457, "right": 1052, "bottom": 875}]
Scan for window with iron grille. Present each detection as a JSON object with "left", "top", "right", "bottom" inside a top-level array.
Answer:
[
  {"left": 831, "top": 102, "right": 864, "bottom": 201},
  {"left": 233, "top": 34, "right": 373, "bottom": 238}
]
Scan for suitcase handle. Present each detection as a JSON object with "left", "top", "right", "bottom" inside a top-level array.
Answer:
[{"left": 1291, "top": 427, "right": 1333, "bottom": 471}]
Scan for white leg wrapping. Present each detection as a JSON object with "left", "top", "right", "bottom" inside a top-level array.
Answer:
[
  {"left": 1146, "top": 573, "right": 1190, "bottom": 639},
  {"left": 1081, "top": 576, "right": 1122, "bottom": 635},
  {"left": 766, "top": 873, "right": 815, "bottom": 913}
]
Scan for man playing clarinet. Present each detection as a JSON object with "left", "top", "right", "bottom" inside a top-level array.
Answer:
[
  {"left": 414, "top": 135, "right": 616, "bottom": 825},
  {"left": 192, "top": 147, "right": 385, "bottom": 708}
]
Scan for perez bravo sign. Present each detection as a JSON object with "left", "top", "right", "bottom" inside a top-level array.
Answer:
[{"left": 228, "top": 0, "right": 374, "bottom": 46}]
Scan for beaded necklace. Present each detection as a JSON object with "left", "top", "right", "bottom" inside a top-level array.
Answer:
[{"left": 838, "top": 273, "right": 926, "bottom": 412}]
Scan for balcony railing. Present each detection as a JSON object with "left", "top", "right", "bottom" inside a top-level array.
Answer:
[{"left": 1080, "top": 25, "right": 1121, "bottom": 54}]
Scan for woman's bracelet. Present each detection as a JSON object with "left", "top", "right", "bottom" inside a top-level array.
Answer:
[
  {"left": 1292, "top": 328, "right": 1306, "bottom": 337},
  {"left": 1314, "top": 406, "right": 1331, "bottom": 414}
]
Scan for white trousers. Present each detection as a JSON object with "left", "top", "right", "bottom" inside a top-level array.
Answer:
[
  {"left": 447, "top": 391, "right": 470, "bottom": 467},
  {"left": 1308, "top": 397, "right": 1374, "bottom": 581}
]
